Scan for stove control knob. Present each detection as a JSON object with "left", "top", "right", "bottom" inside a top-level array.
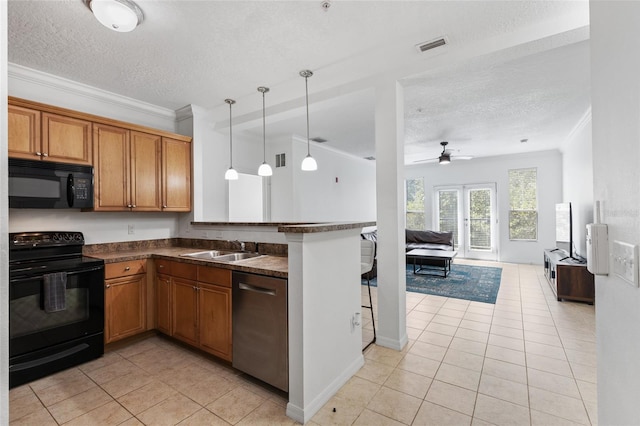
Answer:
[
  {"left": 64, "top": 234, "right": 73, "bottom": 241},
  {"left": 53, "top": 233, "right": 62, "bottom": 241},
  {"left": 74, "top": 234, "right": 83, "bottom": 242}
]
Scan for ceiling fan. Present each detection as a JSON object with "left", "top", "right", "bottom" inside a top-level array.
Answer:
[{"left": 413, "top": 141, "right": 473, "bottom": 164}]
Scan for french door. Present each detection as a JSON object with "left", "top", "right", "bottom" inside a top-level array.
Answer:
[{"left": 434, "top": 183, "right": 498, "bottom": 260}]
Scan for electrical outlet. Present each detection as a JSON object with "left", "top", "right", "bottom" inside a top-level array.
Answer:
[
  {"left": 128, "top": 224, "right": 135, "bottom": 235},
  {"left": 612, "top": 240, "right": 638, "bottom": 287}
]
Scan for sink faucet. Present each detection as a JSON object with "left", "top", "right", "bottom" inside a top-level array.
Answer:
[{"left": 231, "top": 240, "right": 245, "bottom": 251}]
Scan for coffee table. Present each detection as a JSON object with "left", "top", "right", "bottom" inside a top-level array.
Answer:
[{"left": 406, "top": 249, "right": 457, "bottom": 278}]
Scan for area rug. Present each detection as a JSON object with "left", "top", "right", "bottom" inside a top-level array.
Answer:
[{"left": 365, "top": 264, "right": 502, "bottom": 304}]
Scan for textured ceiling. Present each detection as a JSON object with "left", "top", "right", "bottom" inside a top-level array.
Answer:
[{"left": 8, "top": 0, "right": 591, "bottom": 164}]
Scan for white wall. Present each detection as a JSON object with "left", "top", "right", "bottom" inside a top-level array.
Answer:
[
  {"left": 561, "top": 112, "right": 593, "bottom": 258},
  {"left": 287, "top": 137, "right": 377, "bottom": 222},
  {"left": 405, "top": 150, "right": 562, "bottom": 264},
  {"left": 590, "top": 3, "right": 640, "bottom": 424}
]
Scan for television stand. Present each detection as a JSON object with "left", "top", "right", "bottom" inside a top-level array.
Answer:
[{"left": 544, "top": 249, "right": 594, "bottom": 304}]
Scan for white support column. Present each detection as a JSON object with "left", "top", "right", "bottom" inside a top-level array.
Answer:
[{"left": 374, "top": 80, "right": 408, "bottom": 350}]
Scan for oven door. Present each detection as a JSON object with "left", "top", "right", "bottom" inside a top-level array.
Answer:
[{"left": 9, "top": 263, "right": 105, "bottom": 358}]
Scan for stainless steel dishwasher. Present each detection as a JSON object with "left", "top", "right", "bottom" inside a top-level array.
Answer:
[{"left": 232, "top": 272, "right": 288, "bottom": 392}]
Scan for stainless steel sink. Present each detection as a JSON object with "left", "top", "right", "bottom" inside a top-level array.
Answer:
[
  {"left": 212, "top": 252, "right": 262, "bottom": 262},
  {"left": 180, "top": 250, "right": 226, "bottom": 260},
  {"left": 180, "top": 250, "right": 261, "bottom": 262}
]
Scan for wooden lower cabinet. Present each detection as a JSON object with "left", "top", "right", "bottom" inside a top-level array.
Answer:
[
  {"left": 172, "top": 277, "right": 199, "bottom": 346},
  {"left": 156, "top": 260, "right": 232, "bottom": 361},
  {"left": 198, "top": 283, "right": 232, "bottom": 360},
  {"left": 156, "top": 274, "right": 172, "bottom": 335},
  {"left": 105, "top": 270, "right": 147, "bottom": 344}
]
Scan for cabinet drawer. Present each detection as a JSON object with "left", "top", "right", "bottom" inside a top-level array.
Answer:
[
  {"left": 198, "top": 266, "right": 231, "bottom": 287},
  {"left": 155, "top": 259, "right": 173, "bottom": 275},
  {"left": 105, "top": 259, "right": 147, "bottom": 279},
  {"left": 171, "top": 261, "right": 197, "bottom": 280}
]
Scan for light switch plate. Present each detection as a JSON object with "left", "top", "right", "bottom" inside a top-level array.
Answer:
[{"left": 612, "top": 240, "right": 639, "bottom": 287}]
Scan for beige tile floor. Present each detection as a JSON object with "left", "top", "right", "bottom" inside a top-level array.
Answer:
[{"left": 9, "top": 259, "right": 597, "bottom": 425}]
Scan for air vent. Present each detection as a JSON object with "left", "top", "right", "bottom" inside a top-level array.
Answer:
[
  {"left": 364, "top": 156, "right": 376, "bottom": 161},
  {"left": 310, "top": 137, "right": 327, "bottom": 143},
  {"left": 415, "top": 37, "right": 447, "bottom": 53},
  {"left": 275, "top": 153, "right": 286, "bottom": 168}
]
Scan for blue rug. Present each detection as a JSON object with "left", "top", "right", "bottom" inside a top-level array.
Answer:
[{"left": 365, "top": 264, "right": 502, "bottom": 304}]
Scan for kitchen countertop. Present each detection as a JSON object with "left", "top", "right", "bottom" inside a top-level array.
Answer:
[{"left": 87, "top": 247, "right": 288, "bottom": 278}]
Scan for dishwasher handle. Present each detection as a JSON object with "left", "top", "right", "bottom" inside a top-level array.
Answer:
[{"left": 238, "top": 282, "right": 277, "bottom": 296}]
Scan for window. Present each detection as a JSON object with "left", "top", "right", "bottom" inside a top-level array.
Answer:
[
  {"left": 406, "top": 178, "right": 425, "bottom": 230},
  {"left": 509, "top": 168, "right": 538, "bottom": 240}
]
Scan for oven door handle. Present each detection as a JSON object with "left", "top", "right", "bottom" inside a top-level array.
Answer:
[{"left": 10, "top": 265, "right": 104, "bottom": 283}]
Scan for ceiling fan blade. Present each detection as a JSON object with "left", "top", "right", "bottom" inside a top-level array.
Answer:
[{"left": 412, "top": 157, "right": 438, "bottom": 164}]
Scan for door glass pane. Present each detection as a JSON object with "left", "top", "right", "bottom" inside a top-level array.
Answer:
[
  {"left": 438, "top": 190, "right": 458, "bottom": 249},
  {"left": 469, "top": 189, "right": 491, "bottom": 251}
]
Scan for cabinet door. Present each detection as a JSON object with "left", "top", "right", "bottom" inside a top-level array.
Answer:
[
  {"left": 198, "top": 284, "right": 232, "bottom": 361},
  {"left": 131, "top": 131, "right": 162, "bottom": 211},
  {"left": 93, "top": 124, "right": 131, "bottom": 211},
  {"left": 172, "top": 278, "right": 199, "bottom": 346},
  {"left": 105, "top": 274, "right": 147, "bottom": 344},
  {"left": 42, "top": 113, "right": 92, "bottom": 165},
  {"left": 162, "top": 138, "right": 192, "bottom": 211},
  {"left": 8, "top": 105, "right": 41, "bottom": 159},
  {"left": 156, "top": 274, "right": 172, "bottom": 335}
]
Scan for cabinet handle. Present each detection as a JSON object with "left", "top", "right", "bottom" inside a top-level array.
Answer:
[
  {"left": 163, "top": 205, "right": 168, "bottom": 208},
  {"left": 36, "top": 151, "right": 42, "bottom": 156},
  {"left": 158, "top": 265, "right": 164, "bottom": 268},
  {"left": 124, "top": 266, "right": 130, "bottom": 271},
  {"left": 127, "top": 204, "right": 132, "bottom": 208},
  {"left": 42, "top": 153, "right": 48, "bottom": 157},
  {"left": 106, "top": 284, "right": 111, "bottom": 289}
]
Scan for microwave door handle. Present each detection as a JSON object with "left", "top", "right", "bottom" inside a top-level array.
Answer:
[
  {"left": 67, "top": 174, "right": 75, "bottom": 208},
  {"left": 10, "top": 265, "right": 104, "bottom": 283}
]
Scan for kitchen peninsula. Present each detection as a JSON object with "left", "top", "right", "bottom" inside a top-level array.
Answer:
[{"left": 90, "top": 220, "right": 374, "bottom": 424}]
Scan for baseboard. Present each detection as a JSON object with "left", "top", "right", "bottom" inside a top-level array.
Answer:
[
  {"left": 285, "top": 354, "right": 364, "bottom": 424},
  {"left": 375, "top": 333, "right": 408, "bottom": 351}
]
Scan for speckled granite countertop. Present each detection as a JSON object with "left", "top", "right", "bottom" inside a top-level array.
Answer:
[{"left": 87, "top": 247, "right": 288, "bottom": 278}]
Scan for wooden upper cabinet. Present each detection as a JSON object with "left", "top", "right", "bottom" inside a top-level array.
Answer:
[
  {"left": 131, "top": 131, "right": 162, "bottom": 211},
  {"left": 8, "top": 105, "right": 41, "bottom": 160},
  {"left": 162, "top": 137, "right": 192, "bottom": 212},
  {"left": 93, "top": 126, "right": 162, "bottom": 211},
  {"left": 93, "top": 124, "right": 131, "bottom": 211},
  {"left": 42, "top": 113, "right": 92, "bottom": 165}
]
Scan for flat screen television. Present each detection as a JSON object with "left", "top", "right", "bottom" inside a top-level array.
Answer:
[{"left": 555, "top": 202, "right": 580, "bottom": 261}]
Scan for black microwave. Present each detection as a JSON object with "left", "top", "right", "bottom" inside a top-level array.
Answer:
[{"left": 9, "top": 158, "right": 94, "bottom": 209}]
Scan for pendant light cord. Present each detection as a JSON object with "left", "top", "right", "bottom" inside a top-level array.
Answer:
[
  {"left": 262, "top": 91, "right": 267, "bottom": 162},
  {"left": 305, "top": 75, "right": 311, "bottom": 156},
  {"left": 229, "top": 101, "right": 233, "bottom": 166}
]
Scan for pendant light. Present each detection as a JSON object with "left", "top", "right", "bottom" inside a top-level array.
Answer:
[
  {"left": 300, "top": 70, "right": 318, "bottom": 171},
  {"left": 224, "top": 99, "right": 238, "bottom": 180},
  {"left": 257, "top": 87, "right": 273, "bottom": 177}
]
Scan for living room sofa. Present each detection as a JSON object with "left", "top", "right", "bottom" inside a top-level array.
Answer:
[{"left": 360, "top": 228, "right": 455, "bottom": 278}]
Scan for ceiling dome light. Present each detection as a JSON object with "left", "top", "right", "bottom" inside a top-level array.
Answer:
[{"left": 90, "top": 0, "right": 143, "bottom": 32}]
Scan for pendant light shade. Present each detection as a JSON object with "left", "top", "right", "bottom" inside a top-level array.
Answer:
[
  {"left": 300, "top": 70, "right": 318, "bottom": 171},
  {"left": 89, "top": 0, "right": 143, "bottom": 32},
  {"left": 257, "top": 86, "right": 273, "bottom": 177},
  {"left": 224, "top": 99, "right": 238, "bottom": 180}
]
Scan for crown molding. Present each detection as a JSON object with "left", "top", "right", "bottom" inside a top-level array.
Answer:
[
  {"left": 561, "top": 106, "right": 592, "bottom": 151},
  {"left": 8, "top": 63, "right": 176, "bottom": 122}
]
